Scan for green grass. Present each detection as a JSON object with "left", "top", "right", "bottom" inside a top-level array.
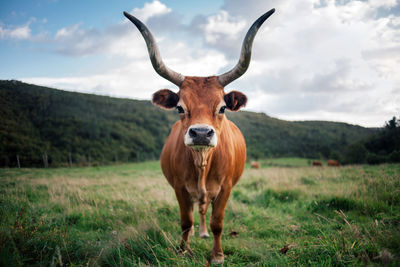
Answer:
[
  {"left": 254, "top": 157, "right": 323, "bottom": 168},
  {"left": 1, "top": 161, "right": 399, "bottom": 266}
]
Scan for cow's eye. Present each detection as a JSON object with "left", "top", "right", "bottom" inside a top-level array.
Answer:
[
  {"left": 219, "top": 106, "right": 226, "bottom": 114},
  {"left": 176, "top": 106, "right": 185, "bottom": 114}
]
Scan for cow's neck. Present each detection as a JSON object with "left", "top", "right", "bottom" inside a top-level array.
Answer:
[{"left": 190, "top": 147, "right": 214, "bottom": 204}]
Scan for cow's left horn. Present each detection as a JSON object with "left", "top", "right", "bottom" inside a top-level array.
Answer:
[
  {"left": 123, "top": 11, "right": 185, "bottom": 86},
  {"left": 217, "top": 9, "right": 275, "bottom": 87}
]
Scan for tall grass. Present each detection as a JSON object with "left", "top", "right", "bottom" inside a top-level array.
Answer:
[{"left": 1, "top": 161, "right": 399, "bottom": 265}]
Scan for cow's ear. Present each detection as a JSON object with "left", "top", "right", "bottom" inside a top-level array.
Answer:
[
  {"left": 152, "top": 89, "right": 179, "bottom": 109},
  {"left": 224, "top": 91, "right": 247, "bottom": 111}
]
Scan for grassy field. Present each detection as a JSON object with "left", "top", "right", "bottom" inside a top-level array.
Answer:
[
  {"left": 1, "top": 160, "right": 399, "bottom": 266},
  {"left": 256, "top": 157, "right": 322, "bottom": 168}
]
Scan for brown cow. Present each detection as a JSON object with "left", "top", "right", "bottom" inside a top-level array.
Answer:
[
  {"left": 251, "top": 161, "right": 261, "bottom": 169},
  {"left": 124, "top": 8, "right": 275, "bottom": 264},
  {"left": 312, "top": 160, "right": 322, "bottom": 166},
  {"left": 327, "top": 159, "right": 341, "bottom": 167}
]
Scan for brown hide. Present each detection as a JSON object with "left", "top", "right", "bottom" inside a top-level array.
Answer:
[
  {"left": 312, "top": 161, "right": 322, "bottom": 166},
  {"left": 161, "top": 99, "right": 246, "bottom": 193},
  {"left": 161, "top": 77, "right": 246, "bottom": 189},
  {"left": 250, "top": 161, "right": 261, "bottom": 169},
  {"left": 327, "top": 160, "right": 341, "bottom": 167}
]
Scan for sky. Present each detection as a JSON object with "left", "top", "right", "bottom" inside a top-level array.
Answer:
[{"left": 1, "top": 0, "right": 399, "bottom": 127}]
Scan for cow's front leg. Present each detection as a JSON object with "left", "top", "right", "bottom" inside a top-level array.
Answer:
[
  {"left": 210, "top": 185, "right": 232, "bottom": 264},
  {"left": 175, "top": 187, "right": 194, "bottom": 252},
  {"left": 199, "top": 201, "right": 210, "bottom": 238}
]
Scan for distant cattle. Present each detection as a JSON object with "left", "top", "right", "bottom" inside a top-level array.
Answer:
[
  {"left": 327, "top": 160, "right": 341, "bottom": 167},
  {"left": 251, "top": 161, "right": 261, "bottom": 169},
  {"left": 124, "top": 8, "right": 275, "bottom": 265},
  {"left": 312, "top": 161, "right": 322, "bottom": 166}
]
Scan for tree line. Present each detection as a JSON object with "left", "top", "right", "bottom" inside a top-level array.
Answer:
[
  {"left": 342, "top": 117, "right": 400, "bottom": 164},
  {"left": 1, "top": 80, "right": 392, "bottom": 168}
]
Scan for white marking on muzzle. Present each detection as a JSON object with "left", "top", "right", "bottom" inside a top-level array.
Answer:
[{"left": 184, "top": 124, "right": 218, "bottom": 147}]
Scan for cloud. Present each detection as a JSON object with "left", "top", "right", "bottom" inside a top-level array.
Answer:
[
  {"left": 51, "top": 19, "right": 148, "bottom": 57},
  {"left": 369, "top": 0, "right": 398, "bottom": 9},
  {"left": 129, "top": 0, "right": 171, "bottom": 22},
  {"left": 0, "top": 23, "right": 31, "bottom": 40},
  {"left": 53, "top": 23, "right": 106, "bottom": 56},
  {"left": 202, "top": 10, "right": 246, "bottom": 44},
  {"left": 0, "top": 17, "right": 51, "bottom": 42},
  {"left": 55, "top": 23, "right": 81, "bottom": 39},
  {"left": 361, "top": 14, "right": 400, "bottom": 78},
  {"left": 50, "top": 0, "right": 183, "bottom": 58}
]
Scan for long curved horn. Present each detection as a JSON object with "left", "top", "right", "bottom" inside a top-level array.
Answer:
[
  {"left": 123, "top": 11, "right": 185, "bottom": 86},
  {"left": 217, "top": 9, "right": 275, "bottom": 87}
]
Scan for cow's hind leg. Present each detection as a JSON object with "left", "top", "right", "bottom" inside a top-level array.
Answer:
[
  {"left": 199, "top": 201, "right": 210, "bottom": 238},
  {"left": 175, "top": 187, "right": 194, "bottom": 252},
  {"left": 210, "top": 186, "right": 232, "bottom": 264}
]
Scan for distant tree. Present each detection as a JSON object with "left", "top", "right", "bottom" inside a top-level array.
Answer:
[
  {"left": 317, "top": 145, "right": 330, "bottom": 159},
  {"left": 344, "top": 143, "right": 368, "bottom": 164},
  {"left": 385, "top": 116, "right": 398, "bottom": 130},
  {"left": 366, "top": 153, "right": 387, "bottom": 165},
  {"left": 365, "top": 115, "right": 400, "bottom": 156},
  {"left": 389, "top": 150, "right": 400, "bottom": 163},
  {"left": 329, "top": 150, "right": 341, "bottom": 161},
  {"left": 340, "top": 132, "right": 348, "bottom": 146}
]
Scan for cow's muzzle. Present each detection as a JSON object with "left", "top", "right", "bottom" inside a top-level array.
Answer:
[{"left": 184, "top": 124, "right": 217, "bottom": 148}]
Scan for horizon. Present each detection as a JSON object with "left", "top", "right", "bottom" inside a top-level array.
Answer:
[
  {"left": 2, "top": 78, "right": 383, "bottom": 129},
  {"left": 1, "top": 0, "right": 399, "bottom": 127}
]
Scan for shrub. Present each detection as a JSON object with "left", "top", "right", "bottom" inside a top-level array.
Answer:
[
  {"left": 329, "top": 150, "right": 342, "bottom": 161},
  {"left": 344, "top": 143, "right": 367, "bottom": 164},
  {"left": 389, "top": 150, "right": 400, "bottom": 163},
  {"left": 366, "top": 153, "right": 388, "bottom": 165}
]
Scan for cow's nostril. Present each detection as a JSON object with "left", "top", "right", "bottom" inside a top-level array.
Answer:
[
  {"left": 206, "top": 129, "right": 214, "bottom": 137},
  {"left": 187, "top": 126, "right": 216, "bottom": 146},
  {"left": 189, "top": 128, "right": 197, "bottom": 138}
]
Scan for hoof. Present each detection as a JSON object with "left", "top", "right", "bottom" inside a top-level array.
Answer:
[
  {"left": 199, "top": 224, "right": 209, "bottom": 238},
  {"left": 199, "top": 232, "right": 210, "bottom": 239},
  {"left": 210, "top": 253, "right": 224, "bottom": 265}
]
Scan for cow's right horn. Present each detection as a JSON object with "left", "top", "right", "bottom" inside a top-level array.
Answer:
[
  {"left": 123, "top": 12, "right": 185, "bottom": 86},
  {"left": 217, "top": 9, "right": 275, "bottom": 87}
]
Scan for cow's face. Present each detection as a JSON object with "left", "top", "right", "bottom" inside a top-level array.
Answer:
[{"left": 152, "top": 76, "right": 247, "bottom": 149}]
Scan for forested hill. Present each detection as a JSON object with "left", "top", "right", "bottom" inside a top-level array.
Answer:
[{"left": 0, "top": 80, "right": 376, "bottom": 167}]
